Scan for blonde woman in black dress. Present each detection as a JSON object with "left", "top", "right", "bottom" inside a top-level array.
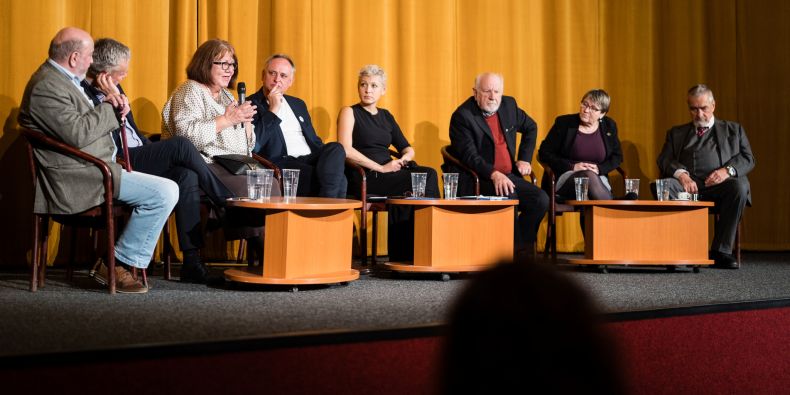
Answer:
[{"left": 338, "top": 64, "right": 439, "bottom": 260}]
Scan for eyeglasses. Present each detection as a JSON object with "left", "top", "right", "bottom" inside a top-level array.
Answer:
[
  {"left": 212, "top": 61, "right": 236, "bottom": 71},
  {"left": 580, "top": 102, "right": 601, "bottom": 112}
]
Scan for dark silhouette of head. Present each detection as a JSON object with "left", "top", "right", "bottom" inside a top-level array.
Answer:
[{"left": 441, "top": 260, "right": 625, "bottom": 394}]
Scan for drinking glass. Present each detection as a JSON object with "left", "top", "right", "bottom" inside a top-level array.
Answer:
[
  {"left": 282, "top": 169, "right": 300, "bottom": 199},
  {"left": 574, "top": 177, "right": 589, "bottom": 201},
  {"left": 624, "top": 178, "right": 640, "bottom": 199},
  {"left": 411, "top": 172, "right": 427, "bottom": 198}
]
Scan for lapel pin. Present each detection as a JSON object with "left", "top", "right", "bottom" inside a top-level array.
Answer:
[{"left": 298, "top": 116, "right": 304, "bottom": 123}]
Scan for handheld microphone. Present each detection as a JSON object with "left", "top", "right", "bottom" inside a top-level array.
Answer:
[
  {"left": 237, "top": 82, "right": 246, "bottom": 129},
  {"left": 237, "top": 82, "right": 246, "bottom": 105}
]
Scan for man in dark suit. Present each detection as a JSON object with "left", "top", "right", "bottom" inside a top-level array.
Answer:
[
  {"left": 85, "top": 38, "right": 233, "bottom": 283},
  {"left": 448, "top": 73, "right": 549, "bottom": 252},
  {"left": 249, "top": 54, "right": 346, "bottom": 198},
  {"left": 657, "top": 84, "right": 755, "bottom": 269}
]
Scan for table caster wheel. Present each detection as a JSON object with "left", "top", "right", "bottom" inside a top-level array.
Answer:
[
  {"left": 600, "top": 266, "right": 608, "bottom": 274},
  {"left": 666, "top": 265, "right": 677, "bottom": 272},
  {"left": 693, "top": 266, "right": 700, "bottom": 273},
  {"left": 340, "top": 281, "right": 349, "bottom": 286},
  {"left": 290, "top": 286, "right": 299, "bottom": 292},
  {"left": 440, "top": 273, "right": 451, "bottom": 282}
]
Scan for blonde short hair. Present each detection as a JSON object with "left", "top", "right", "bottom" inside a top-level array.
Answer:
[{"left": 358, "top": 64, "right": 387, "bottom": 87}]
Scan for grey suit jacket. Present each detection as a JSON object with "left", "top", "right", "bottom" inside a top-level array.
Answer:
[
  {"left": 657, "top": 118, "right": 755, "bottom": 202},
  {"left": 18, "top": 61, "right": 121, "bottom": 214}
]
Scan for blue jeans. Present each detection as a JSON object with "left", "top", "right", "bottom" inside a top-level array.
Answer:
[{"left": 115, "top": 171, "right": 179, "bottom": 268}]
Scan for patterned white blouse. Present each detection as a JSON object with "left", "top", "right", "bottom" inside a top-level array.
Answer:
[{"left": 161, "top": 79, "right": 255, "bottom": 163}]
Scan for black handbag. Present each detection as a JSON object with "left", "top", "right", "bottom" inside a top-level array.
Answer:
[{"left": 212, "top": 154, "right": 260, "bottom": 175}]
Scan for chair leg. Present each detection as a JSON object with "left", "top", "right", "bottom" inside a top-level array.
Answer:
[
  {"left": 30, "top": 214, "right": 41, "bottom": 292},
  {"left": 106, "top": 211, "right": 116, "bottom": 295},
  {"left": 371, "top": 211, "right": 379, "bottom": 264},
  {"left": 359, "top": 206, "right": 369, "bottom": 266},
  {"left": 162, "top": 217, "right": 172, "bottom": 280},
  {"left": 543, "top": 222, "right": 552, "bottom": 260},
  {"left": 239, "top": 239, "right": 248, "bottom": 265},
  {"left": 40, "top": 227, "right": 48, "bottom": 289},
  {"left": 736, "top": 221, "right": 742, "bottom": 265}
]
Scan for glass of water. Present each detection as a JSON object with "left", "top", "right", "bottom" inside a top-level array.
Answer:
[
  {"left": 655, "top": 179, "right": 670, "bottom": 201},
  {"left": 442, "top": 173, "right": 458, "bottom": 199},
  {"left": 411, "top": 172, "right": 427, "bottom": 198},
  {"left": 624, "top": 178, "right": 640, "bottom": 199},
  {"left": 246, "top": 169, "right": 274, "bottom": 201},
  {"left": 282, "top": 169, "right": 300, "bottom": 199},
  {"left": 574, "top": 177, "right": 589, "bottom": 201}
]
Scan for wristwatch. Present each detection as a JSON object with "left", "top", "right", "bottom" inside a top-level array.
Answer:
[{"left": 726, "top": 165, "right": 737, "bottom": 177}]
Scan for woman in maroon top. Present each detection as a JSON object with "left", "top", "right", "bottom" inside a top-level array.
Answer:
[{"left": 538, "top": 89, "right": 623, "bottom": 200}]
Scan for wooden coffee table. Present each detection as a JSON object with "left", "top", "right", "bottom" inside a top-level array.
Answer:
[
  {"left": 565, "top": 200, "right": 715, "bottom": 271},
  {"left": 384, "top": 198, "right": 517, "bottom": 278},
  {"left": 223, "top": 197, "right": 361, "bottom": 287}
]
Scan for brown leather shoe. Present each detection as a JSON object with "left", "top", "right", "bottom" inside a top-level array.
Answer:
[{"left": 90, "top": 259, "right": 148, "bottom": 294}]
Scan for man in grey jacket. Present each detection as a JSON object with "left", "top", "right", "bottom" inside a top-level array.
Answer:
[
  {"left": 657, "top": 84, "right": 755, "bottom": 269},
  {"left": 18, "top": 27, "right": 178, "bottom": 292}
]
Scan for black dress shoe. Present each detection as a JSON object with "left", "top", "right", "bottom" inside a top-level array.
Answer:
[
  {"left": 180, "top": 261, "right": 209, "bottom": 283},
  {"left": 711, "top": 251, "right": 739, "bottom": 269}
]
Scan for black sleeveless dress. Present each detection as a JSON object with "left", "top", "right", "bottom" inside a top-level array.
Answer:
[{"left": 347, "top": 104, "right": 440, "bottom": 260}]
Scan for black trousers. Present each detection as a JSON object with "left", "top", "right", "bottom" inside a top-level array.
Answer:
[
  {"left": 275, "top": 142, "right": 347, "bottom": 198},
  {"left": 480, "top": 173, "right": 549, "bottom": 249},
  {"left": 126, "top": 136, "right": 233, "bottom": 251},
  {"left": 664, "top": 177, "right": 749, "bottom": 254}
]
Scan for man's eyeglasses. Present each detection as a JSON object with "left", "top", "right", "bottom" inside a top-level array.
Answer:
[
  {"left": 213, "top": 61, "right": 236, "bottom": 71},
  {"left": 580, "top": 102, "right": 601, "bottom": 112}
]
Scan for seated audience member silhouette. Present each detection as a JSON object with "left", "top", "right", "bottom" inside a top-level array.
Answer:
[{"left": 441, "top": 260, "right": 625, "bottom": 394}]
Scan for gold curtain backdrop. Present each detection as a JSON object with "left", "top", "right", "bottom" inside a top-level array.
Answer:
[{"left": 0, "top": 0, "right": 787, "bottom": 265}]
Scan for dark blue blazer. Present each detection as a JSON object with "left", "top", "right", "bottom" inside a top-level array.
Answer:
[
  {"left": 83, "top": 83, "right": 150, "bottom": 153},
  {"left": 248, "top": 89, "right": 323, "bottom": 160}
]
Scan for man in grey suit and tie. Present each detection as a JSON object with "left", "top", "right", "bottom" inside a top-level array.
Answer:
[
  {"left": 18, "top": 27, "right": 178, "bottom": 292},
  {"left": 657, "top": 84, "right": 755, "bottom": 269}
]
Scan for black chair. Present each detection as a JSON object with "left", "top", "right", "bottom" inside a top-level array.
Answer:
[
  {"left": 22, "top": 128, "right": 129, "bottom": 294},
  {"left": 440, "top": 145, "right": 479, "bottom": 196},
  {"left": 345, "top": 149, "right": 402, "bottom": 269},
  {"left": 539, "top": 162, "right": 626, "bottom": 263}
]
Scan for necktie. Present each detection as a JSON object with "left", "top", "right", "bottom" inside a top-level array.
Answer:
[{"left": 696, "top": 126, "right": 709, "bottom": 137}]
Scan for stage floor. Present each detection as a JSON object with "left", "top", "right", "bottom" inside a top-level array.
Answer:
[{"left": 1, "top": 252, "right": 788, "bottom": 358}]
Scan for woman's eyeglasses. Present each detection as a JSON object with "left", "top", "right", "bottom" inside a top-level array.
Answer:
[{"left": 213, "top": 61, "right": 236, "bottom": 71}]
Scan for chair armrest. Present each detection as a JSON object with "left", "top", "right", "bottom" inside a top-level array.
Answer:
[
  {"left": 612, "top": 166, "right": 627, "bottom": 189},
  {"left": 20, "top": 128, "right": 114, "bottom": 203},
  {"left": 252, "top": 153, "right": 282, "bottom": 184},
  {"left": 344, "top": 158, "right": 368, "bottom": 202},
  {"left": 441, "top": 145, "right": 480, "bottom": 196}
]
